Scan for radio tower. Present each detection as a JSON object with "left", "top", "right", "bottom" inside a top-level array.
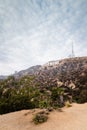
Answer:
[{"left": 71, "top": 41, "right": 75, "bottom": 58}]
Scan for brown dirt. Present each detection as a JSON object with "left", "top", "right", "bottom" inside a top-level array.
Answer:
[{"left": 0, "top": 103, "right": 87, "bottom": 130}]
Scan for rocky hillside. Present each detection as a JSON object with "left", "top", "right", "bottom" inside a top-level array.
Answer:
[
  {"left": 34, "top": 57, "right": 87, "bottom": 103},
  {"left": 1, "top": 57, "right": 87, "bottom": 80},
  {"left": 14, "top": 57, "right": 87, "bottom": 81},
  {"left": 0, "top": 65, "right": 41, "bottom": 80},
  {"left": 34, "top": 57, "right": 87, "bottom": 102},
  {"left": 0, "top": 57, "right": 87, "bottom": 114},
  {"left": 14, "top": 65, "right": 41, "bottom": 78},
  {"left": 38, "top": 57, "right": 87, "bottom": 78},
  {"left": 32, "top": 57, "right": 87, "bottom": 87}
]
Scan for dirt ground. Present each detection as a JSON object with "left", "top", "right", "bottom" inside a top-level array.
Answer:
[{"left": 0, "top": 103, "right": 87, "bottom": 130}]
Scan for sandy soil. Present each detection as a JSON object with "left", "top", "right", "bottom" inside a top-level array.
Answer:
[{"left": 0, "top": 103, "right": 87, "bottom": 130}]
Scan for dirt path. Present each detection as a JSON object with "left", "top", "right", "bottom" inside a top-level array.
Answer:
[{"left": 0, "top": 103, "right": 87, "bottom": 130}]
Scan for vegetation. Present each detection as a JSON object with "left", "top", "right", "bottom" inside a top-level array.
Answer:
[
  {"left": 33, "top": 111, "right": 48, "bottom": 124},
  {"left": 0, "top": 75, "right": 65, "bottom": 114}
]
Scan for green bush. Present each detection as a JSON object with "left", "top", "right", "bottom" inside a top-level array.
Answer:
[
  {"left": 33, "top": 111, "right": 48, "bottom": 124},
  {"left": 39, "top": 100, "right": 50, "bottom": 109}
]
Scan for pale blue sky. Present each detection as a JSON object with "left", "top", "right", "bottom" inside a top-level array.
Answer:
[{"left": 0, "top": 0, "right": 87, "bottom": 75}]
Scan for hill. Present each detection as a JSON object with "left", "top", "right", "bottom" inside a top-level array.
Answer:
[
  {"left": 0, "top": 57, "right": 87, "bottom": 114},
  {"left": 14, "top": 65, "right": 41, "bottom": 78},
  {"left": 1, "top": 56, "right": 87, "bottom": 80},
  {"left": 33, "top": 57, "right": 87, "bottom": 94},
  {"left": 14, "top": 57, "right": 87, "bottom": 83}
]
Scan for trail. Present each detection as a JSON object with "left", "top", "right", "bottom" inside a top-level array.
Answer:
[{"left": 0, "top": 103, "right": 87, "bottom": 130}]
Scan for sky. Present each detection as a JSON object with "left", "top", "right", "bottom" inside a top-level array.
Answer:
[{"left": 0, "top": 0, "right": 87, "bottom": 75}]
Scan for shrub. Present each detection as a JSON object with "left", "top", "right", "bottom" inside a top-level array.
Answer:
[
  {"left": 78, "top": 89, "right": 87, "bottom": 103},
  {"left": 33, "top": 111, "right": 48, "bottom": 124},
  {"left": 39, "top": 100, "right": 50, "bottom": 109}
]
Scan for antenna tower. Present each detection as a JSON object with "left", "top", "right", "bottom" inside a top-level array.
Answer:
[{"left": 71, "top": 41, "right": 75, "bottom": 57}]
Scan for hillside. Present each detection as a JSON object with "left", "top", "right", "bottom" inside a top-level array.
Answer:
[
  {"left": 34, "top": 57, "right": 87, "bottom": 94},
  {"left": 14, "top": 57, "right": 87, "bottom": 83},
  {"left": 0, "top": 103, "right": 87, "bottom": 130},
  {"left": 14, "top": 65, "right": 41, "bottom": 78},
  {"left": 0, "top": 57, "right": 87, "bottom": 114},
  {"left": 37, "top": 57, "right": 87, "bottom": 79},
  {"left": 1, "top": 56, "right": 87, "bottom": 80}
]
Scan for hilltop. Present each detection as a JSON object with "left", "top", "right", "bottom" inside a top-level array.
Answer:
[
  {"left": 13, "top": 56, "right": 87, "bottom": 83},
  {"left": 1, "top": 56, "right": 87, "bottom": 80}
]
